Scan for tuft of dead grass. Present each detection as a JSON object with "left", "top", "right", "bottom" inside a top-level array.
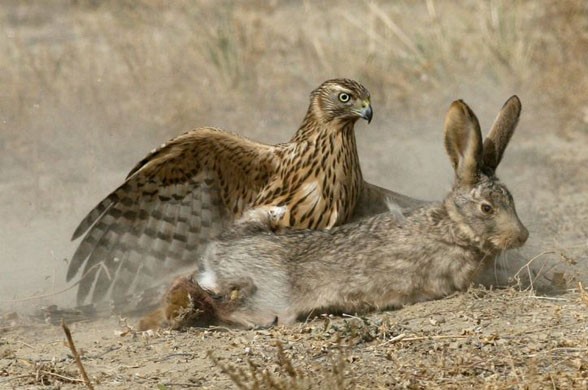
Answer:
[{"left": 209, "top": 340, "right": 348, "bottom": 390}]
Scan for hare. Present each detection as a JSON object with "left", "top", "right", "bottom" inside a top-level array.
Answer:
[{"left": 140, "top": 97, "right": 528, "bottom": 330}]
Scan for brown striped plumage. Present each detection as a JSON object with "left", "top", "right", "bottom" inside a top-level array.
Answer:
[
  {"left": 251, "top": 81, "right": 367, "bottom": 230},
  {"left": 68, "top": 79, "right": 410, "bottom": 306}
]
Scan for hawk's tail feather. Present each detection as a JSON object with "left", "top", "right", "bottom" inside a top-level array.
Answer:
[
  {"left": 71, "top": 191, "right": 118, "bottom": 241},
  {"left": 78, "top": 228, "right": 123, "bottom": 303},
  {"left": 72, "top": 182, "right": 148, "bottom": 302}
]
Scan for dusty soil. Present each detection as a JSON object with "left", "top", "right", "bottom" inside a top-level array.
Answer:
[{"left": 2, "top": 287, "right": 588, "bottom": 389}]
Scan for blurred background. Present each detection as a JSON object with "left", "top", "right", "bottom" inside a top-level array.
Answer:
[{"left": 1, "top": 0, "right": 587, "bottom": 311}]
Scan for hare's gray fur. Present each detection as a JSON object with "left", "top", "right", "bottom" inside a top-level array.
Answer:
[{"left": 197, "top": 97, "right": 529, "bottom": 327}]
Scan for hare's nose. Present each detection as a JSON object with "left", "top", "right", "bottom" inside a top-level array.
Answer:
[{"left": 516, "top": 225, "right": 529, "bottom": 247}]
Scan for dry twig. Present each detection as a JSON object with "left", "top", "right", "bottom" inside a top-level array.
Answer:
[{"left": 61, "top": 320, "right": 94, "bottom": 390}]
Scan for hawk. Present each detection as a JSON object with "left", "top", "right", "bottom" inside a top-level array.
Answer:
[{"left": 67, "top": 78, "right": 420, "bottom": 306}]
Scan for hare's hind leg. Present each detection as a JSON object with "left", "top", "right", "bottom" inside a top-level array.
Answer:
[
  {"left": 221, "top": 310, "right": 279, "bottom": 329},
  {"left": 222, "top": 308, "right": 299, "bottom": 328},
  {"left": 211, "top": 276, "right": 299, "bottom": 328},
  {"left": 213, "top": 276, "right": 275, "bottom": 328}
]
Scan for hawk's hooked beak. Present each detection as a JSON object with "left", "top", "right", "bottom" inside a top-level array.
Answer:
[{"left": 359, "top": 101, "right": 373, "bottom": 124}]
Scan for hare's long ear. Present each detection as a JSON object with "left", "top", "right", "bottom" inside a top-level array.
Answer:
[
  {"left": 444, "top": 100, "right": 483, "bottom": 186},
  {"left": 483, "top": 95, "right": 521, "bottom": 172}
]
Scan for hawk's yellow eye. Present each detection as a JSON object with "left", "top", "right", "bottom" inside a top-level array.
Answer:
[{"left": 338, "top": 92, "right": 351, "bottom": 103}]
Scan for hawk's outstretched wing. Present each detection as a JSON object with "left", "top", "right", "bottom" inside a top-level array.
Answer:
[
  {"left": 68, "top": 127, "right": 279, "bottom": 304},
  {"left": 69, "top": 78, "right": 376, "bottom": 307}
]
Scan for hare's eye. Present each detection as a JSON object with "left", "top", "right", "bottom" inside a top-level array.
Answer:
[
  {"left": 481, "top": 203, "right": 493, "bottom": 214},
  {"left": 338, "top": 92, "right": 351, "bottom": 103}
]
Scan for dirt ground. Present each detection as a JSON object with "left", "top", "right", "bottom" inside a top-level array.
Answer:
[
  {"left": 1, "top": 1, "right": 587, "bottom": 388},
  {"left": 1, "top": 288, "right": 588, "bottom": 388}
]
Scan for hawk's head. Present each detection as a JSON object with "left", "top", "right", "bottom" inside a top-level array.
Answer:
[{"left": 310, "top": 78, "right": 373, "bottom": 125}]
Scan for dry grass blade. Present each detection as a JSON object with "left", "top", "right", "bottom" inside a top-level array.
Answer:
[
  {"left": 61, "top": 320, "right": 94, "bottom": 390},
  {"left": 275, "top": 341, "right": 297, "bottom": 379},
  {"left": 512, "top": 251, "right": 557, "bottom": 292},
  {"left": 578, "top": 282, "right": 588, "bottom": 307},
  {"left": 37, "top": 370, "right": 84, "bottom": 384}
]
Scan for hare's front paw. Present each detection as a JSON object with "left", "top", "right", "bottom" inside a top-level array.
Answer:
[{"left": 237, "top": 205, "right": 288, "bottom": 232}]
